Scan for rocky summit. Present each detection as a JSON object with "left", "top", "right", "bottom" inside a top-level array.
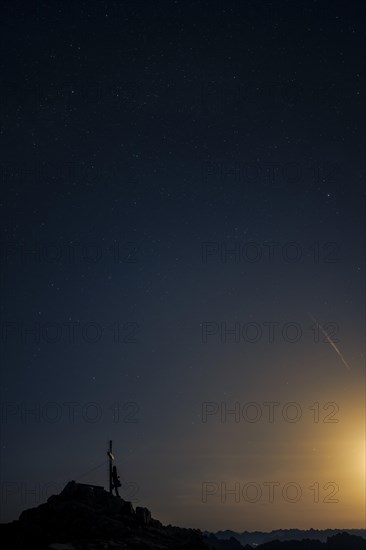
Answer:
[
  {"left": 0, "top": 481, "right": 241, "bottom": 550},
  {"left": 1, "top": 482, "right": 364, "bottom": 550}
]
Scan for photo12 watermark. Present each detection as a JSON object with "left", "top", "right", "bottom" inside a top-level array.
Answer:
[
  {"left": 0, "top": 240, "right": 139, "bottom": 265},
  {"left": 201, "top": 241, "right": 340, "bottom": 265},
  {"left": 201, "top": 481, "right": 340, "bottom": 504},
  {"left": 200, "top": 320, "right": 340, "bottom": 344},
  {"left": 0, "top": 479, "right": 140, "bottom": 509},
  {"left": 201, "top": 401, "right": 340, "bottom": 424},
  {"left": 0, "top": 401, "right": 140, "bottom": 425},
  {"left": 0, "top": 320, "right": 140, "bottom": 345}
]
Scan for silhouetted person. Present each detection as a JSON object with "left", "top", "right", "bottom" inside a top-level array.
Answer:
[{"left": 112, "top": 465, "right": 121, "bottom": 497}]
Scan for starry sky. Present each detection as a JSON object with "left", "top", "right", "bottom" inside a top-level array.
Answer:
[{"left": 0, "top": 0, "right": 365, "bottom": 532}]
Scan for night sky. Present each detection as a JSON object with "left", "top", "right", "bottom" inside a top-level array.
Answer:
[{"left": 0, "top": 0, "right": 365, "bottom": 532}]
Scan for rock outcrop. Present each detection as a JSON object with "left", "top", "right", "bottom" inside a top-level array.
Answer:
[
  {"left": 1, "top": 482, "right": 364, "bottom": 549},
  {"left": 0, "top": 481, "right": 232, "bottom": 549}
]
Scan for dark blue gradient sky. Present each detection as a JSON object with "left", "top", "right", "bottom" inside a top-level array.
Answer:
[{"left": 0, "top": 0, "right": 365, "bottom": 531}]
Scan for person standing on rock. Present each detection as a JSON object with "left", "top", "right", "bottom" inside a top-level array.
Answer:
[{"left": 112, "top": 465, "right": 121, "bottom": 497}]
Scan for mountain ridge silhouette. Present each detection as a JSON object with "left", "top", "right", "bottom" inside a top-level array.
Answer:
[{"left": 1, "top": 481, "right": 365, "bottom": 549}]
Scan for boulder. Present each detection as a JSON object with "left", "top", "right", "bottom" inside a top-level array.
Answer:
[{"left": 135, "top": 506, "right": 151, "bottom": 525}]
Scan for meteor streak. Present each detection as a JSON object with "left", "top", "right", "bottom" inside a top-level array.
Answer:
[{"left": 308, "top": 312, "right": 351, "bottom": 370}]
